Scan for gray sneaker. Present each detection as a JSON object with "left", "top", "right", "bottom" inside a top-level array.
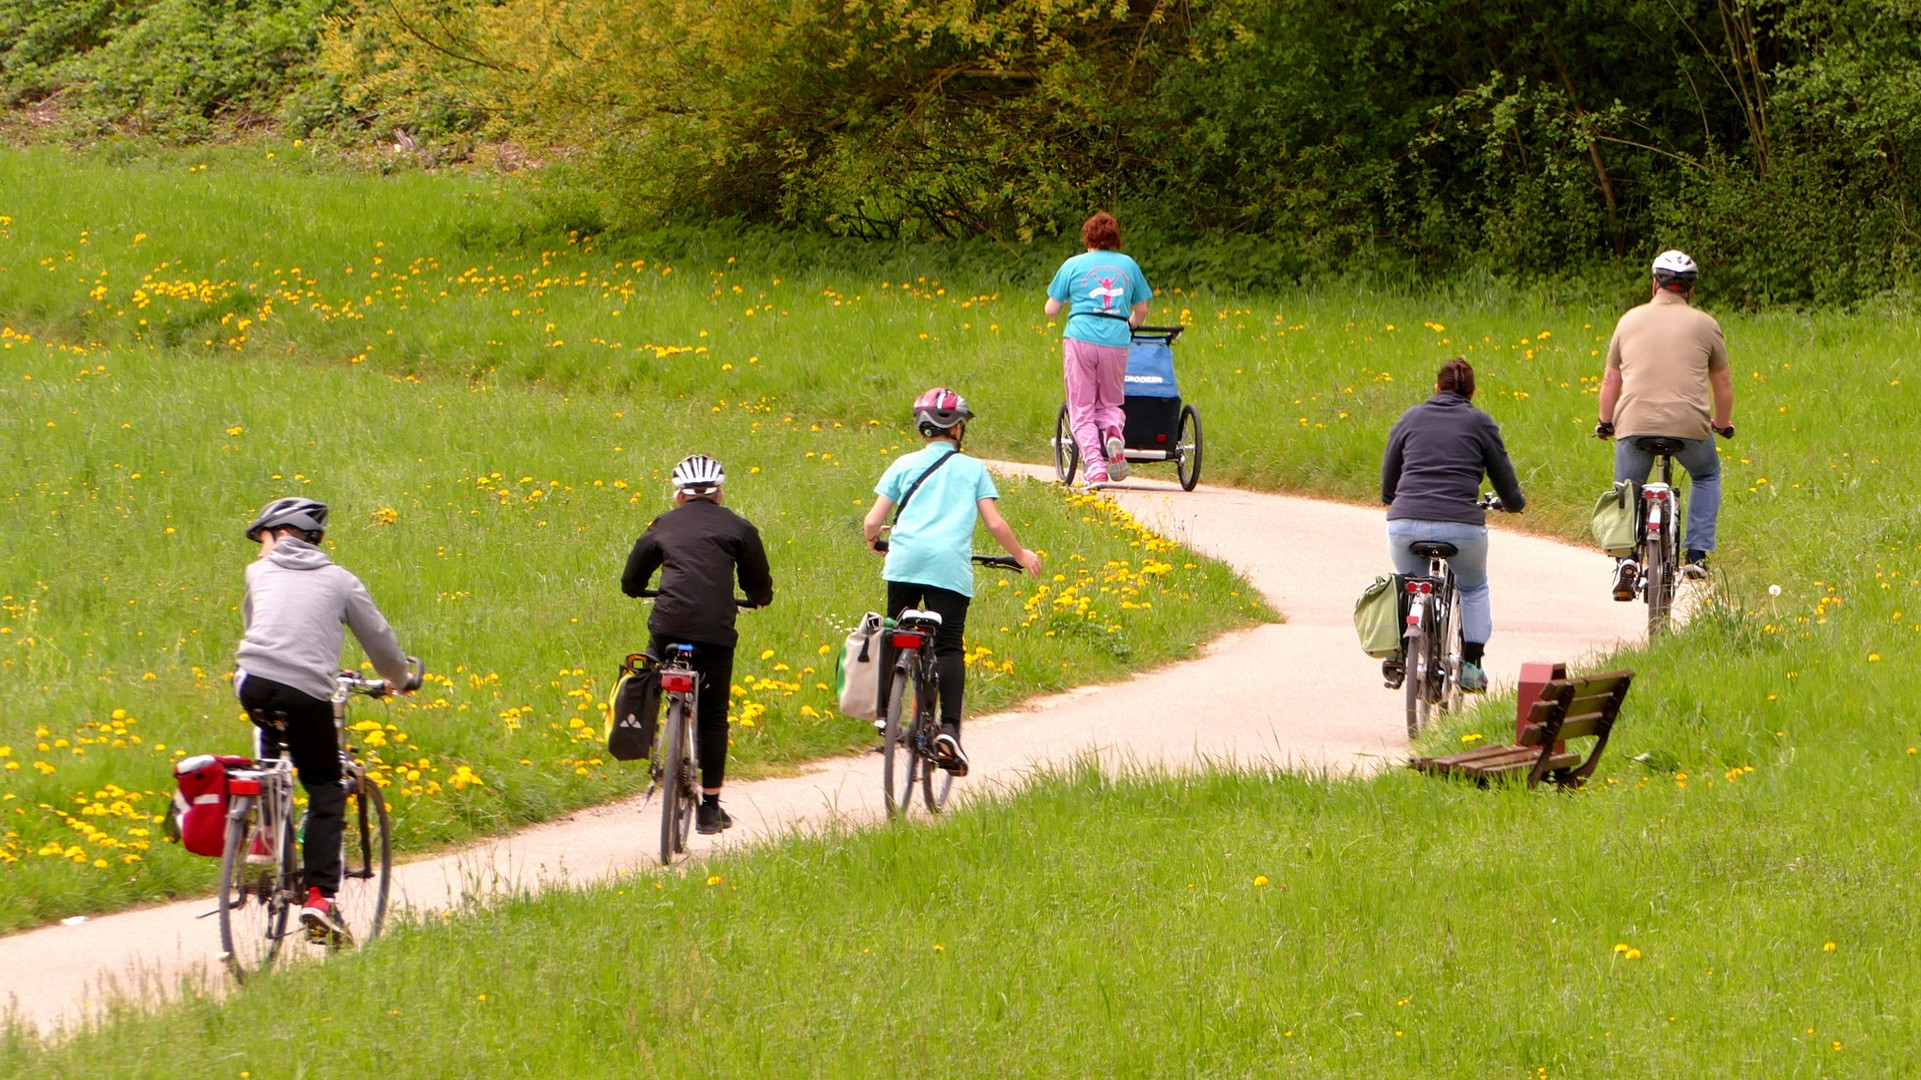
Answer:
[
  {"left": 1104, "top": 434, "right": 1129, "bottom": 481},
  {"left": 1612, "top": 559, "right": 1639, "bottom": 601}
]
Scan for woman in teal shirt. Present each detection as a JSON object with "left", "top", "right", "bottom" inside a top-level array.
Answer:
[
  {"left": 1044, "top": 212, "right": 1154, "bottom": 486},
  {"left": 861, "top": 387, "right": 1042, "bottom": 775}
]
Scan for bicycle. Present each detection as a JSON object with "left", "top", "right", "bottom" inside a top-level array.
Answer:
[
  {"left": 216, "top": 657, "right": 421, "bottom": 982},
  {"left": 1396, "top": 495, "right": 1501, "bottom": 739},
  {"left": 1621, "top": 436, "right": 1687, "bottom": 637},
  {"left": 869, "top": 546, "right": 1024, "bottom": 816},
  {"left": 629, "top": 591, "right": 756, "bottom": 865}
]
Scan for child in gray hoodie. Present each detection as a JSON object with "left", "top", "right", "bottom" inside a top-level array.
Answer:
[{"left": 234, "top": 497, "right": 413, "bottom": 940}]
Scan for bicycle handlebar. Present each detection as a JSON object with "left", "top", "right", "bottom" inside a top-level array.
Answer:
[
  {"left": 1478, "top": 492, "right": 1508, "bottom": 512},
  {"left": 338, "top": 655, "right": 425, "bottom": 697},
  {"left": 973, "top": 554, "right": 1024, "bottom": 571},
  {"left": 871, "top": 540, "right": 1023, "bottom": 571},
  {"left": 632, "top": 589, "right": 758, "bottom": 608}
]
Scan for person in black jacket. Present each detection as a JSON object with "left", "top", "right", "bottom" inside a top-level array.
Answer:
[
  {"left": 1380, "top": 359, "right": 1526, "bottom": 693},
  {"left": 622, "top": 454, "right": 774, "bottom": 833}
]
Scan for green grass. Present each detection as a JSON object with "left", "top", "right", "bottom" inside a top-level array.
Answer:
[
  {"left": 6, "top": 143, "right": 1921, "bottom": 1074},
  {"left": 7, "top": 763, "right": 1918, "bottom": 1076},
  {"left": 0, "top": 150, "right": 1269, "bottom": 930}
]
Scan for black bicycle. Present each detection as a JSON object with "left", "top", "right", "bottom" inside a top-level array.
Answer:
[
  {"left": 217, "top": 657, "right": 421, "bottom": 981},
  {"left": 871, "top": 548, "right": 1023, "bottom": 815},
  {"left": 629, "top": 591, "right": 756, "bottom": 864}
]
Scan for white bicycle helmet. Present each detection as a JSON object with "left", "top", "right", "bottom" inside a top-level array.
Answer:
[
  {"left": 1652, "top": 249, "right": 1699, "bottom": 290},
  {"left": 670, "top": 453, "right": 725, "bottom": 494}
]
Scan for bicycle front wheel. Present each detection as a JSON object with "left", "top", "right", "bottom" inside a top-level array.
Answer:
[
  {"left": 218, "top": 799, "right": 291, "bottom": 982},
  {"left": 920, "top": 726, "right": 954, "bottom": 812},
  {"left": 881, "top": 670, "right": 919, "bottom": 817},
  {"left": 1442, "top": 588, "right": 1465, "bottom": 715},
  {"left": 657, "top": 698, "right": 695, "bottom": 864},
  {"left": 332, "top": 770, "right": 391, "bottom": 949}
]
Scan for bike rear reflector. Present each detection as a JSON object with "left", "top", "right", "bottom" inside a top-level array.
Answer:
[
  {"left": 891, "top": 632, "right": 924, "bottom": 648},
  {"left": 226, "top": 778, "right": 260, "bottom": 796},
  {"left": 1404, "top": 581, "right": 1433, "bottom": 594},
  {"left": 660, "top": 673, "right": 696, "bottom": 693},
  {"left": 1405, "top": 615, "right": 1420, "bottom": 626}
]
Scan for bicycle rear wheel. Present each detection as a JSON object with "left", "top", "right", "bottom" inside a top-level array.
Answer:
[
  {"left": 1645, "top": 506, "right": 1675, "bottom": 636},
  {"left": 881, "top": 670, "right": 919, "bottom": 817},
  {"left": 218, "top": 800, "right": 291, "bottom": 982},
  {"left": 1403, "top": 620, "right": 1427, "bottom": 740},
  {"left": 332, "top": 770, "right": 391, "bottom": 949},
  {"left": 657, "top": 698, "right": 695, "bottom": 864}
]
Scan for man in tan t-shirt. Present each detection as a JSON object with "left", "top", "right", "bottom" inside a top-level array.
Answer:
[{"left": 1596, "top": 250, "right": 1735, "bottom": 597}]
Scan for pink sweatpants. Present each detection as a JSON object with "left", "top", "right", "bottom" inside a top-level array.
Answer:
[{"left": 1063, "top": 337, "right": 1128, "bottom": 481}]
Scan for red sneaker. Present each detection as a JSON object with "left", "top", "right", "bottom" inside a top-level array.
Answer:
[
  {"left": 299, "top": 887, "right": 346, "bottom": 943},
  {"left": 245, "top": 829, "right": 274, "bottom": 867}
]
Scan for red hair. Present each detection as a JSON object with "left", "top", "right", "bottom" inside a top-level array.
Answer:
[
  {"left": 1081, "top": 212, "right": 1122, "bottom": 251},
  {"left": 1437, "top": 358, "right": 1475, "bottom": 399}
]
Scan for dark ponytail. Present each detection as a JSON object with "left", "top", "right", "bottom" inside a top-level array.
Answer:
[{"left": 1436, "top": 358, "right": 1475, "bottom": 400}]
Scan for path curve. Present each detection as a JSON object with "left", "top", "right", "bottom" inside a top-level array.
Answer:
[{"left": 1, "top": 468, "right": 1646, "bottom": 1035}]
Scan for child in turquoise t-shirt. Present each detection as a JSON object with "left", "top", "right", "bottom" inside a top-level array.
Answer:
[
  {"left": 1044, "top": 212, "right": 1154, "bottom": 485},
  {"left": 862, "top": 387, "right": 1042, "bottom": 775}
]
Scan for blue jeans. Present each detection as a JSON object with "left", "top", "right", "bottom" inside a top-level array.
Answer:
[
  {"left": 1614, "top": 436, "right": 1720, "bottom": 553},
  {"left": 1386, "top": 519, "right": 1491, "bottom": 645}
]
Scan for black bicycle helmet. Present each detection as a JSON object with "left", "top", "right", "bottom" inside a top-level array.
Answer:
[{"left": 246, "top": 497, "right": 329, "bottom": 542}]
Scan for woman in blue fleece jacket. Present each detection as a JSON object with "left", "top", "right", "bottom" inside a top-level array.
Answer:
[{"left": 1380, "top": 359, "right": 1527, "bottom": 692}]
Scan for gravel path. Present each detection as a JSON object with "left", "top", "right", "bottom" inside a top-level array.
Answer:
[{"left": 1, "top": 467, "right": 1646, "bottom": 1035}]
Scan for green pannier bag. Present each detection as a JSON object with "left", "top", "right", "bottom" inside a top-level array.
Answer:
[
  {"left": 1590, "top": 481, "right": 1637, "bottom": 557},
  {"left": 1353, "top": 574, "right": 1402, "bottom": 659}
]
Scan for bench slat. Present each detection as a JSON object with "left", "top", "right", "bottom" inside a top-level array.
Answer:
[
  {"left": 1519, "top": 711, "right": 1613, "bottom": 745},
  {"left": 1423, "top": 750, "right": 1581, "bottom": 778}
]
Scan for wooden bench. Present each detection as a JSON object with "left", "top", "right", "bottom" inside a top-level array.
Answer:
[{"left": 1410, "top": 669, "right": 1634, "bottom": 789}]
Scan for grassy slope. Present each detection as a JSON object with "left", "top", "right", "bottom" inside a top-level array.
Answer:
[
  {"left": 0, "top": 146, "right": 1266, "bottom": 930},
  {"left": 6, "top": 144, "right": 1921, "bottom": 1074}
]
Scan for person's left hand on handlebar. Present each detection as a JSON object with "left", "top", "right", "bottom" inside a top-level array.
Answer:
[
  {"left": 1016, "top": 548, "right": 1043, "bottom": 578},
  {"left": 1713, "top": 422, "right": 1735, "bottom": 439}
]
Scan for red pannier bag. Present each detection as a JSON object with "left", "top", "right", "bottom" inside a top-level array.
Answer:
[{"left": 170, "top": 754, "right": 255, "bottom": 857}]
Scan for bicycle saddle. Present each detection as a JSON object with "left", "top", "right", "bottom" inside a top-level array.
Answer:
[
  {"left": 897, "top": 608, "right": 944, "bottom": 627},
  {"left": 1633, "top": 436, "right": 1687, "bottom": 455},
  {"left": 1410, "top": 541, "right": 1458, "bottom": 559}
]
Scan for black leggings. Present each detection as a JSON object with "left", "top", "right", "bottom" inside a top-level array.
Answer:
[
  {"left": 886, "top": 581, "right": 971, "bottom": 727},
  {"left": 649, "top": 634, "right": 735, "bottom": 791},
  {"left": 236, "top": 674, "right": 345, "bottom": 895}
]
